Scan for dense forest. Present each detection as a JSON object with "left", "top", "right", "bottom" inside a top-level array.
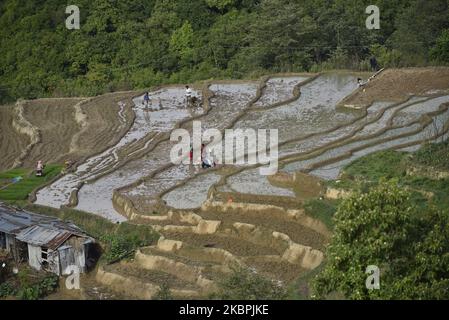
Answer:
[{"left": 1, "top": 0, "right": 449, "bottom": 103}]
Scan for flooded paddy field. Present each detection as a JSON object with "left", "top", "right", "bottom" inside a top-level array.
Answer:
[{"left": 13, "top": 70, "right": 448, "bottom": 298}]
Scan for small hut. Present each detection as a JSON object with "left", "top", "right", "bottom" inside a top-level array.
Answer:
[{"left": 0, "top": 203, "right": 95, "bottom": 276}]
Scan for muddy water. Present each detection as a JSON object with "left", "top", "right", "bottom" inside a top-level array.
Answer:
[
  {"left": 226, "top": 168, "right": 295, "bottom": 197},
  {"left": 205, "top": 83, "right": 259, "bottom": 130},
  {"left": 35, "top": 87, "right": 199, "bottom": 217},
  {"left": 282, "top": 95, "right": 449, "bottom": 175},
  {"left": 353, "top": 97, "right": 427, "bottom": 138},
  {"left": 162, "top": 172, "right": 222, "bottom": 209},
  {"left": 233, "top": 74, "right": 360, "bottom": 144},
  {"left": 280, "top": 101, "right": 394, "bottom": 157},
  {"left": 75, "top": 140, "right": 175, "bottom": 221},
  {"left": 34, "top": 75, "right": 449, "bottom": 220},
  {"left": 392, "top": 95, "right": 449, "bottom": 126},
  {"left": 309, "top": 105, "right": 449, "bottom": 180},
  {"left": 124, "top": 83, "right": 260, "bottom": 212},
  {"left": 253, "top": 76, "right": 309, "bottom": 108},
  {"left": 283, "top": 122, "right": 422, "bottom": 174}
]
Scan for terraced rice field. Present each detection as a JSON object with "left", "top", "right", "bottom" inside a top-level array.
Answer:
[{"left": 3, "top": 68, "right": 449, "bottom": 299}]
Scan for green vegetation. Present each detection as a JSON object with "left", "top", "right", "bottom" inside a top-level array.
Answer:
[
  {"left": 313, "top": 180, "right": 449, "bottom": 299},
  {"left": 24, "top": 205, "right": 160, "bottom": 263},
  {"left": 0, "top": 266, "right": 58, "bottom": 300},
  {"left": 412, "top": 140, "right": 449, "bottom": 171},
  {"left": 325, "top": 148, "right": 449, "bottom": 211},
  {"left": 211, "top": 265, "right": 288, "bottom": 300},
  {"left": 311, "top": 144, "right": 449, "bottom": 299},
  {"left": 303, "top": 198, "right": 338, "bottom": 230},
  {"left": 1, "top": 0, "right": 449, "bottom": 104},
  {"left": 343, "top": 150, "right": 406, "bottom": 181},
  {"left": 152, "top": 282, "right": 174, "bottom": 300},
  {"left": 0, "top": 165, "right": 62, "bottom": 202}
]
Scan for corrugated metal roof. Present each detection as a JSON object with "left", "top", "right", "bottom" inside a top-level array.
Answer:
[
  {"left": 0, "top": 205, "right": 52, "bottom": 234},
  {"left": 0, "top": 203, "right": 93, "bottom": 249}
]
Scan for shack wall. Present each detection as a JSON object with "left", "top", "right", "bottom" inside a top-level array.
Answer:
[{"left": 28, "top": 244, "right": 42, "bottom": 271}]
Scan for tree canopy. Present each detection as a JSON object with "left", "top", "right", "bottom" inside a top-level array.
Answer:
[
  {"left": 1, "top": 0, "right": 448, "bottom": 103},
  {"left": 313, "top": 180, "right": 449, "bottom": 300}
]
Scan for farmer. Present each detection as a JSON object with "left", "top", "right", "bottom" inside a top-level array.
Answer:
[
  {"left": 185, "top": 85, "right": 193, "bottom": 106},
  {"left": 201, "top": 143, "right": 206, "bottom": 161},
  {"left": 202, "top": 152, "right": 215, "bottom": 169},
  {"left": 357, "top": 78, "right": 366, "bottom": 88},
  {"left": 36, "top": 160, "right": 44, "bottom": 177},
  {"left": 370, "top": 56, "right": 379, "bottom": 72},
  {"left": 143, "top": 92, "right": 151, "bottom": 108}
]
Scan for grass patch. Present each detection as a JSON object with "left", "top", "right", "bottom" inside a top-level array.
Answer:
[
  {"left": 0, "top": 263, "right": 58, "bottom": 300},
  {"left": 24, "top": 204, "right": 160, "bottom": 263},
  {"left": 342, "top": 150, "right": 406, "bottom": 181},
  {"left": 412, "top": 141, "right": 449, "bottom": 171},
  {"left": 326, "top": 148, "right": 449, "bottom": 211},
  {"left": 303, "top": 198, "right": 338, "bottom": 230},
  {"left": 0, "top": 165, "right": 62, "bottom": 201}
]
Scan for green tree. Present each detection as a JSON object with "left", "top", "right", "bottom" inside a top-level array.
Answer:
[
  {"left": 169, "top": 21, "right": 195, "bottom": 67},
  {"left": 431, "top": 29, "right": 449, "bottom": 63},
  {"left": 205, "top": 0, "right": 237, "bottom": 11},
  {"left": 313, "top": 180, "right": 449, "bottom": 300}
]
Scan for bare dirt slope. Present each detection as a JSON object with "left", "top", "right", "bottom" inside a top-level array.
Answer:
[
  {"left": 1, "top": 92, "right": 137, "bottom": 169},
  {"left": 21, "top": 98, "right": 84, "bottom": 167},
  {"left": 342, "top": 67, "right": 449, "bottom": 108},
  {"left": 68, "top": 92, "right": 136, "bottom": 160},
  {"left": 0, "top": 105, "right": 30, "bottom": 171}
]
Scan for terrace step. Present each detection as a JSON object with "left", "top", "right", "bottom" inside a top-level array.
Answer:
[
  {"left": 97, "top": 261, "right": 205, "bottom": 299},
  {"left": 155, "top": 237, "right": 242, "bottom": 266},
  {"left": 138, "top": 247, "right": 228, "bottom": 285}
]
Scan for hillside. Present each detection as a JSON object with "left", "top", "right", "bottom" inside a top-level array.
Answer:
[{"left": 1, "top": 0, "right": 449, "bottom": 104}]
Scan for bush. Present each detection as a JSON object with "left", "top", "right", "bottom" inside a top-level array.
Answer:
[
  {"left": 0, "top": 282, "right": 15, "bottom": 298},
  {"left": 1, "top": 273, "right": 58, "bottom": 300},
  {"left": 431, "top": 29, "right": 449, "bottom": 64},
  {"left": 101, "top": 224, "right": 158, "bottom": 263},
  {"left": 303, "top": 199, "right": 338, "bottom": 230},
  {"left": 370, "top": 44, "right": 403, "bottom": 68},
  {"left": 412, "top": 141, "right": 449, "bottom": 171},
  {"left": 152, "top": 282, "right": 173, "bottom": 300},
  {"left": 212, "top": 265, "right": 288, "bottom": 300}
]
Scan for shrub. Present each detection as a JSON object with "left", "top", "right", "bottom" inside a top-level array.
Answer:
[{"left": 212, "top": 265, "right": 288, "bottom": 300}]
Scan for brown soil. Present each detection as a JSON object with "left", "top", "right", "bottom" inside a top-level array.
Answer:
[
  {"left": 141, "top": 246, "right": 220, "bottom": 269},
  {"left": 104, "top": 262, "right": 198, "bottom": 291},
  {"left": 21, "top": 98, "right": 83, "bottom": 167},
  {"left": 342, "top": 68, "right": 449, "bottom": 108},
  {"left": 198, "top": 209, "right": 327, "bottom": 250},
  {"left": 73, "top": 92, "right": 136, "bottom": 160},
  {"left": 45, "top": 272, "right": 129, "bottom": 300},
  {"left": 161, "top": 231, "right": 279, "bottom": 257},
  {"left": 0, "top": 105, "right": 29, "bottom": 171},
  {"left": 242, "top": 257, "right": 306, "bottom": 283},
  {"left": 0, "top": 91, "right": 136, "bottom": 170}
]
